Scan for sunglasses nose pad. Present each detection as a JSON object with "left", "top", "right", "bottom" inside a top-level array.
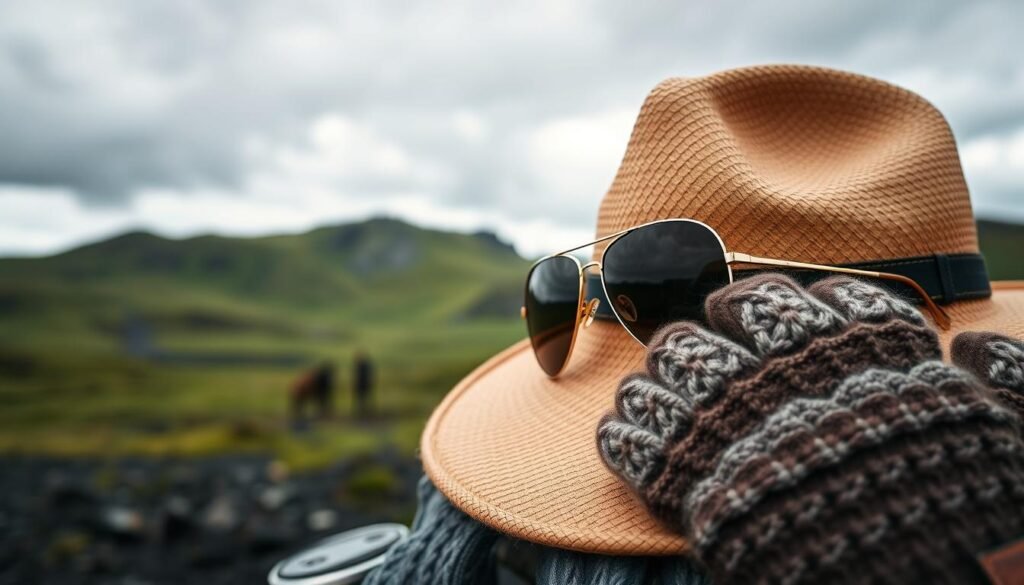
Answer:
[{"left": 582, "top": 298, "right": 601, "bottom": 328}]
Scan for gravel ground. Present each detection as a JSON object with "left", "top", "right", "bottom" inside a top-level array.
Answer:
[{"left": 0, "top": 451, "right": 421, "bottom": 585}]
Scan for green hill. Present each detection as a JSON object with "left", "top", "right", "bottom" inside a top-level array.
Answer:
[
  {"left": 0, "top": 218, "right": 531, "bottom": 464},
  {"left": 0, "top": 217, "right": 529, "bottom": 352},
  {"left": 977, "top": 219, "right": 1024, "bottom": 281},
  {"left": 1, "top": 217, "right": 527, "bottom": 311}
]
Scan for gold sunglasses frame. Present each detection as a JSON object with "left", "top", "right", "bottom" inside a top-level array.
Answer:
[{"left": 523, "top": 218, "right": 952, "bottom": 378}]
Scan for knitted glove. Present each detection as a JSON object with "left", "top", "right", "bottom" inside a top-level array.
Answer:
[
  {"left": 596, "top": 274, "right": 1024, "bottom": 585},
  {"left": 953, "top": 331, "right": 1024, "bottom": 420}
]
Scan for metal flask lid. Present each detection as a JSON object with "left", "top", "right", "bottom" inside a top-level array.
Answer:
[{"left": 268, "top": 523, "right": 410, "bottom": 585}]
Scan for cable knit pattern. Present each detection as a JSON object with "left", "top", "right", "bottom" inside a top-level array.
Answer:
[
  {"left": 647, "top": 325, "right": 760, "bottom": 406},
  {"left": 988, "top": 339, "right": 1024, "bottom": 422},
  {"left": 711, "top": 278, "right": 846, "bottom": 356},
  {"left": 688, "top": 370, "right": 1016, "bottom": 550},
  {"left": 715, "top": 422, "right": 1024, "bottom": 582},
  {"left": 653, "top": 319, "right": 939, "bottom": 504},
  {"left": 987, "top": 339, "right": 1024, "bottom": 390},
  {"left": 952, "top": 331, "right": 1024, "bottom": 420},
  {"left": 808, "top": 278, "right": 925, "bottom": 326},
  {"left": 596, "top": 274, "right": 1024, "bottom": 585},
  {"left": 685, "top": 364, "right": 1015, "bottom": 527}
]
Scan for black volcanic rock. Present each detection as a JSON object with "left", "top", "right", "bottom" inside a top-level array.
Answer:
[{"left": 0, "top": 453, "right": 420, "bottom": 585}]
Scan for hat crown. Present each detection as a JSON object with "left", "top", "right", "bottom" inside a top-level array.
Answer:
[{"left": 594, "top": 65, "right": 979, "bottom": 263}]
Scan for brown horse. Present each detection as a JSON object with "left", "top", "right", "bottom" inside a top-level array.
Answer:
[{"left": 290, "top": 363, "right": 334, "bottom": 420}]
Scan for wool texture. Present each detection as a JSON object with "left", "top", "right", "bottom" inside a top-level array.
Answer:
[
  {"left": 953, "top": 331, "right": 1024, "bottom": 420},
  {"left": 536, "top": 548, "right": 709, "bottom": 585},
  {"left": 363, "top": 475, "right": 500, "bottom": 585},
  {"left": 597, "top": 274, "right": 1024, "bottom": 585},
  {"left": 365, "top": 475, "right": 710, "bottom": 584}
]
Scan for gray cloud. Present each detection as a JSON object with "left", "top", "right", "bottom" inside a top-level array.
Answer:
[{"left": 0, "top": 0, "right": 1022, "bottom": 254}]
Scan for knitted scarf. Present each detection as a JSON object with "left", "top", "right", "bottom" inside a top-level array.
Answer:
[{"left": 364, "top": 476, "right": 709, "bottom": 585}]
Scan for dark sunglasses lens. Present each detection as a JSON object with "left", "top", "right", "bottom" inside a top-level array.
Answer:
[
  {"left": 525, "top": 256, "right": 582, "bottom": 376},
  {"left": 602, "top": 221, "right": 730, "bottom": 345}
]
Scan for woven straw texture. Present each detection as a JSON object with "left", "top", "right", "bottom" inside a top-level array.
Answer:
[
  {"left": 593, "top": 65, "right": 976, "bottom": 260},
  {"left": 421, "top": 65, "right": 1024, "bottom": 556}
]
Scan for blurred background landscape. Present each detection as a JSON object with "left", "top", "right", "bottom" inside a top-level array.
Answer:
[
  {"left": 0, "top": 217, "right": 525, "bottom": 463},
  {"left": 2, "top": 1, "right": 1023, "bottom": 584},
  {"left": 0, "top": 217, "right": 528, "bottom": 584},
  {"left": 2, "top": 217, "right": 1022, "bottom": 467},
  {"left": 0, "top": 217, "right": 1021, "bottom": 584}
]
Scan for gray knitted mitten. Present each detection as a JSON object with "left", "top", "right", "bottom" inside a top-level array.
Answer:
[{"left": 596, "top": 274, "right": 1024, "bottom": 585}]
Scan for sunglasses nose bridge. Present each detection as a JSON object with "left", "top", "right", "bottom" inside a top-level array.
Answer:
[
  {"left": 580, "top": 297, "right": 601, "bottom": 328},
  {"left": 577, "top": 261, "right": 603, "bottom": 329}
]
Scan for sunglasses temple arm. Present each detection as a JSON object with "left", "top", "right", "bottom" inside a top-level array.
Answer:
[{"left": 726, "top": 252, "right": 952, "bottom": 330}]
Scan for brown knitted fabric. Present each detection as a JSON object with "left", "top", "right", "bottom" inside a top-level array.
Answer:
[
  {"left": 597, "top": 274, "right": 1024, "bottom": 584},
  {"left": 719, "top": 422, "right": 1023, "bottom": 584},
  {"left": 653, "top": 319, "right": 940, "bottom": 500},
  {"left": 952, "top": 331, "right": 1024, "bottom": 420}
]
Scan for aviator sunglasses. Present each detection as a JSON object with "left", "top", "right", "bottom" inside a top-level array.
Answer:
[{"left": 522, "top": 219, "right": 952, "bottom": 377}]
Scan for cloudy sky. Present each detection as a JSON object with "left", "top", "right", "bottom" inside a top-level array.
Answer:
[{"left": 1, "top": 0, "right": 1023, "bottom": 257}]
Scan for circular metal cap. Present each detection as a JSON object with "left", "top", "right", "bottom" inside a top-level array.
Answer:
[{"left": 268, "top": 523, "right": 409, "bottom": 585}]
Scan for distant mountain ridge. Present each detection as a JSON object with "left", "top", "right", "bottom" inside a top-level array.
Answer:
[
  {"left": 0, "top": 217, "right": 1019, "bottom": 337},
  {"left": 0, "top": 218, "right": 531, "bottom": 350}
]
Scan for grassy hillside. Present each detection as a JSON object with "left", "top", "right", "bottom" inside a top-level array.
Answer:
[
  {"left": 0, "top": 218, "right": 527, "bottom": 343},
  {"left": 978, "top": 219, "right": 1024, "bottom": 280},
  {"left": 0, "top": 218, "right": 531, "bottom": 467}
]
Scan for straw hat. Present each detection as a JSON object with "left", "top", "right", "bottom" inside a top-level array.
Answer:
[{"left": 421, "top": 64, "right": 1024, "bottom": 556}]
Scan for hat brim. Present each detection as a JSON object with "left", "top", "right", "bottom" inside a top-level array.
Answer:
[{"left": 421, "top": 282, "right": 1024, "bottom": 555}]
